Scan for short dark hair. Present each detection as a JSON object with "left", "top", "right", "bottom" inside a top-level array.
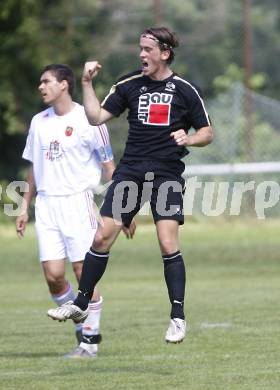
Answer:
[
  {"left": 40, "top": 64, "right": 75, "bottom": 97},
  {"left": 141, "top": 27, "right": 179, "bottom": 64}
]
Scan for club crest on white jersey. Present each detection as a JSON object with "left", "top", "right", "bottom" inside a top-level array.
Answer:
[
  {"left": 65, "top": 126, "right": 74, "bottom": 137},
  {"left": 138, "top": 92, "right": 173, "bottom": 126}
]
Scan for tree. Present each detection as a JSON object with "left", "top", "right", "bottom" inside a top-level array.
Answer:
[{"left": 0, "top": 0, "right": 112, "bottom": 179}]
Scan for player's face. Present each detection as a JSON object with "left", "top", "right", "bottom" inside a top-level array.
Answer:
[
  {"left": 139, "top": 35, "right": 169, "bottom": 79},
  {"left": 38, "top": 71, "right": 65, "bottom": 105}
]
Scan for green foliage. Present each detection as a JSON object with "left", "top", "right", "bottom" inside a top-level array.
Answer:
[
  {"left": 0, "top": 132, "right": 27, "bottom": 181},
  {"left": 254, "top": 122, "right": 280, "bottom": 158},
  {"left": 214, "top": 63, "right": 267, "bottom": 93},
  {"left": 188, "top": 82, "right": 280, "bottom": 168}
]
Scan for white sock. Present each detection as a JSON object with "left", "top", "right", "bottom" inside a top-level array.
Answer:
[
  {"left": 79, "top": 342, "right": 98, "bottom": 355},
  {"left": 51, "top": 281, "right": 75, "bottom": 306},
  {"left": 82, "top": 296, "right": 103, "bottom": 336},
  {"left": 51, "top": 282, "right": 82, "bottom": 331}
]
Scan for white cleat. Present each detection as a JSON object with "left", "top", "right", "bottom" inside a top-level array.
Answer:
[
  {"left": 47, "top": 301, "right": 89, "bottom": 323},
  {"left": 165, "top": 318, "right": 187, "bottom": 343}
]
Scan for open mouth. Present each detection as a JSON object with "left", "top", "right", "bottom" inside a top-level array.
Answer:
[{"left": 142, "top": 61, "right": 149, "bottom": 71}]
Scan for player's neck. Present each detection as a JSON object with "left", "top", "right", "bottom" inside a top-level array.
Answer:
[
  {"left": 149, "top": 66, "right": 172, "bottom": 81},
  {"left": 53, "top": 96, "right": 75, "bottom": 116}
]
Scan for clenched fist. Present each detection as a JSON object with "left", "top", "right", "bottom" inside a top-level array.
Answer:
[{"left": 82, "top": 61, "right": 102, "bottom": 83}]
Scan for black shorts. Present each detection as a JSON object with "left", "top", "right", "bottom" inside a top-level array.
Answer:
[{"left": 100, "top": 160, "right": 185, "bottom": 226}]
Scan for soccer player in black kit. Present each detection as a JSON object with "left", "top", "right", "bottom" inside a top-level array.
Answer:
[{"left": 48, "top": 27, "right": 213, "bottom": 344}]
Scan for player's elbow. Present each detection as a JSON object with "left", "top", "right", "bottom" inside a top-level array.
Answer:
[
  {"left": 201, "top": 126, "right": 213, "bottom": 145},
  {"left": 87, "top": 115, "right": 100, "bottom": 126},
  {"left": 90, "top": 118, "right": 101, "bottom": 126},
  {"left": 84, "top": 108, "right": 102, "bottom": 126},
  {"left": 206, "top": 126, "right": 214, "bottom": 144}
]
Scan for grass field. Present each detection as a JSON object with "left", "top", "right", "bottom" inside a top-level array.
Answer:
[{"left": 0, "top": 219, "right": 280, "bottom": 390}]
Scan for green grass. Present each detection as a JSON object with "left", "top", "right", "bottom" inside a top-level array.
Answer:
[{"left": 0, "top": 220, "right": 280, "bottom": 390}]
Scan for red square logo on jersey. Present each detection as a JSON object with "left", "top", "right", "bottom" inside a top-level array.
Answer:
[{"left": 148, "top": 103, "right": 170, "bottom": 125}]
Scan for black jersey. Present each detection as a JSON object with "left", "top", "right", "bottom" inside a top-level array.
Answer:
[{"left": 102, "top": 70, "right": 210, "bottom": 162}]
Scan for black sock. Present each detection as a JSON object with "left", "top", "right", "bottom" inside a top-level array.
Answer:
[
  {"left": 163, "top": 251, "right": 186, "bottom": 320},
  {"left": 74, "top": 248, "right": 109, "bottom": 310}
]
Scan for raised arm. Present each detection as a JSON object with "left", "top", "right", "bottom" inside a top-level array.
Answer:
[{"left": 82, "top": 61, "right": 114, "bottom": 125}]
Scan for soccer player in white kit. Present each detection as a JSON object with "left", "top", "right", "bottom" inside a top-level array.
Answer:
[{"left": 16, "top": 64, "right": 135, "bottom": 358}]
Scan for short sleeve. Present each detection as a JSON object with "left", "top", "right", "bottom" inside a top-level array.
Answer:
[
  {"left": 101, "top": 83, "right": 127, "bottom": 117},
  {"left": 93, "top": 123, "right": 114, "bottom": 163},
  {"left": 188, "top": 88, "right": 211, "bottom": 130}
]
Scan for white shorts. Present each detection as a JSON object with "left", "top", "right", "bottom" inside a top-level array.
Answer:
[{"left": 35, "top": 191, "right": 97, "bottom": 262}]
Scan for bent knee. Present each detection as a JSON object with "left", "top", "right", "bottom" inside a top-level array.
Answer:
[
  {"left": 159, "top": 239, "right": 178, "bottom": 255},
  {"left": 93, "top": 231, "right": 111, "bottom": 251},
  {"left": 47, "top": 280, "right": 67, "bottom": 296},
  {"left": 45, "top": 273, "right": 65, "bottom": 289}
]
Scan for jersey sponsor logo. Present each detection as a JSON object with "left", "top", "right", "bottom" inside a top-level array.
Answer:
[
  {"left": 138, "top": 92, "right": 173, "bottom": 125},
  {"left": 65, "top": 126, "right": 74, "bottom": 136}
]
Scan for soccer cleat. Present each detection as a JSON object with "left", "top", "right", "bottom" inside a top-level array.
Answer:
[
  {"left": 165, "top": 318, "right": 187, "bottom": 343},
  {"left": 47, "top": 301, "right": 89, "bottom": 323},
  {"left": 64, "top": 343, "right": 98, "bottom": 359}
]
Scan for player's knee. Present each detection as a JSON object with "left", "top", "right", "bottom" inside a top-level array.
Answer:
[
  {"left": 46, "top": 274, "right": 66, "bottom": 292},
  {"left": 159, "top": 238, "right": 178, "bottom": 255},
  {"left": 93, "top": 230, "right": 111, "bottom": 251}
]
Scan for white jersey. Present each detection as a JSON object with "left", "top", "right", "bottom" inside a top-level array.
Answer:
[{"left": 23, "top": 103, "right": 113, "bottom": 196}]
